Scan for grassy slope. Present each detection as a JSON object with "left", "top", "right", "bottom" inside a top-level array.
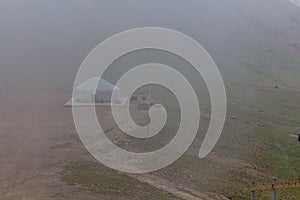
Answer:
[
  {"left": 61, "top": 162, "right": 182, "bottom": 200},
  {"left": 61, "top": 0, "right": 300, "bottom": 199}
]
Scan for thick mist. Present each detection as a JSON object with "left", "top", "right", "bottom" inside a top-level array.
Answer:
[{"left": 0, "top": 0, "right": 300, "bottom": 94}]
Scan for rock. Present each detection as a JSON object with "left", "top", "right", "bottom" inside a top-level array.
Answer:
[
  {"left": 274, "top": 85, "right": 279, "bottom": 89},
  {"left": 256, "top": 122, "right": 266, "bottom": 127},
  {"left": 258, "top": 109, "right": 265, "bottom": 112},
  {"left": 231, "top": 116, "right": 237, "bottom": 120}
]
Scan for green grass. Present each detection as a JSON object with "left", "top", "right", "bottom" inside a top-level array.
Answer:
[
  {"left": 148, "top": 85, "right": 300, "bottom": 200},
  {"left": 61, "top": 84, "right": 300, "bottom": 199},
  {"left": 226, "top": 87, "right": 300, "bottom": 199}
]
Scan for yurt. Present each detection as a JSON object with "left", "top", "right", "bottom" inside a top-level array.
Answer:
[{"left": 73, "top": 77, "right": 122, "bottom": 104}]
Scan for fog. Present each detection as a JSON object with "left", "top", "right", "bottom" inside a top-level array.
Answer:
[
  {"left": 1, "top": 0, "right": 300, "bottom": 94},
  {"left": 1, "top": 1, "right": 300, "bottom": 199}
]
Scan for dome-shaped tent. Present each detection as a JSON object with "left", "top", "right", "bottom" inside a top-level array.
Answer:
[{"left": 74, "top": 77, "right": 122, "bottom": 104}]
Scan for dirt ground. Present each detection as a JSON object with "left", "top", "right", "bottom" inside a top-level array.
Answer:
[
  {"left": 0, "top": 92, "right": 229, "bottom": 200},
  {"left": 0, "top": 92, "right": 107, "bottom": 199}
]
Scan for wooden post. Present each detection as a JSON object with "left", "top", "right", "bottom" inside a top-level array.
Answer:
[
  {"left": 251, "top": 182, "right": 255, "bottom": 200},
  {"left": 272, "top": 179, "right": 277, "bottom": 200}
]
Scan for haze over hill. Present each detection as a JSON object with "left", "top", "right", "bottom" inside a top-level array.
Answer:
[
  {"left": 0, "top": 0, "right": 300, "bottom": 199},
  {"left": 291, "top": 0, "right": 300, "bottom": 7},
  {"left": 0, "top": 0, "right": 300, "bottom": 94}
]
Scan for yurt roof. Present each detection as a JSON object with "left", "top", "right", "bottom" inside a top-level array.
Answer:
[{"left": 75, "top": 77, "right": 119, "bottom": 93}]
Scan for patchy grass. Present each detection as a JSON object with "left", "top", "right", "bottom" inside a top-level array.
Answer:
[
  {"left": 61, "top": 85, "right": 300, "bottom": 200},
  {"left": 149, "top": 85, "right": 300, "bottom": 200},
  {"left": 61, "top": 161, "right": 182, "bottom": 200}
]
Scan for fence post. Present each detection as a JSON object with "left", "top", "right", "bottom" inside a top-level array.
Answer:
[
  {"left": 272, "top": 179, "right": 277, "bottom": 200},
  {"left": 251, "top": 182, "right": 255, "bottom": 200}
]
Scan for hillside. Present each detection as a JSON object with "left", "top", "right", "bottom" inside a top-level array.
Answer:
[{"left": 0, "top": 0, "right": 300, "bottom": 199}]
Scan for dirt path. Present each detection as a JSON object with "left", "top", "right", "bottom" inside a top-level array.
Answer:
[{"left": 128, "top": 174, "right": 228, "bottom": 200}]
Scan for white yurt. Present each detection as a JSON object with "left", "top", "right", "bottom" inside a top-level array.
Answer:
[{"left": 73, "top": 77, "right": 122, "bottom": 104}]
